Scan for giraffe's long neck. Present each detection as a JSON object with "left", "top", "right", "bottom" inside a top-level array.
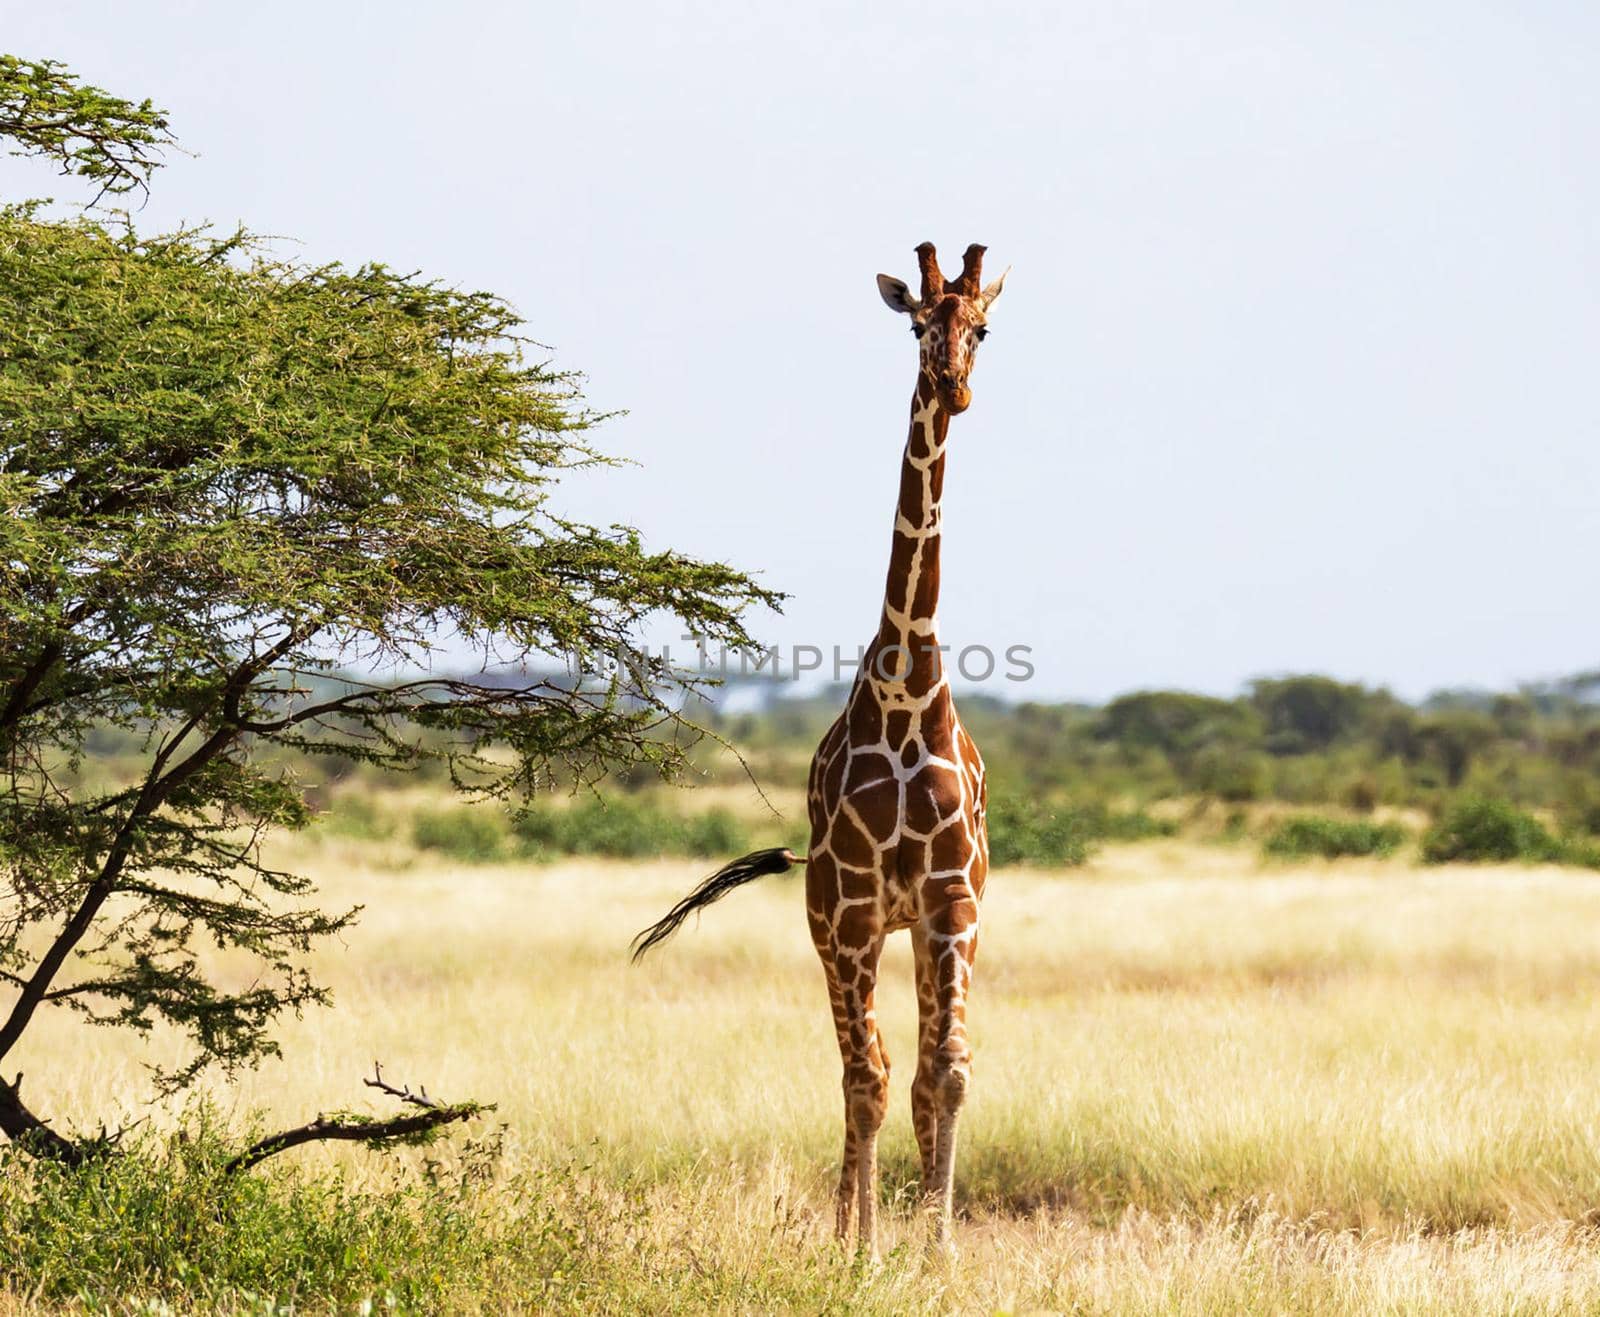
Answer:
[{"left": 873, "top": 371, "right": 950, "bottom": 696}]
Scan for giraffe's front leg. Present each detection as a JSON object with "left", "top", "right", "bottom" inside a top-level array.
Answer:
[
  {"left": 825, "top": 985, "right": 864, "bottom": 1254},
  {"left": 920, "top": 876, "right": 981, "bottom": 1258},
  {"left": 835, "top": 931, "right": 889, "bottom": 1262},
  {"left": 813, "top": 893, "right": 889, "bottom": 1258},
  {"left": 818, "top": 957, "right": 860, "bottom": 1242}
]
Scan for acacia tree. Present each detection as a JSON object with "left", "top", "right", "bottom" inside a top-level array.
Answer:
[{"left": 0, "top": 58, "right": 777, "bottom": 1164}]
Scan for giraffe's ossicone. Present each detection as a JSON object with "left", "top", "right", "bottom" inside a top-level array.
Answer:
[{"left": 633, "top": 241, "right": 1007, "bottom": 1262}]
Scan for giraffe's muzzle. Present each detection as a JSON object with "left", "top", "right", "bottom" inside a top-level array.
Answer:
[{"left": 938, "top": 378, "right": 973, "bottom": 414}]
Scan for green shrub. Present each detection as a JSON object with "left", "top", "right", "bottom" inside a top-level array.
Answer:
[
  {"left": 985, "top": 796, "right": 1179, "bottom": 867},
  {"left": 1080, "top": 804, "right": 1180, "bottom": 842},
  {"left": 409, "top": 798, "right": 757, "bottom": 865},
  {"left": 547, "top": 798, "right": 661, "bottom": 858},
  {"left": 320, "top": 791, "right": 396, "bottom": 842},
  {"left": 1420, "top": 797, "right": 1558, "bottom": 864},
  {"left": 987, "top": 797, "right": 1094, "bottom": 867},
  {"left": 511, "top": 797, "right": 754, "bottom": 863},
  {"left": 680, "top": 807, "right": 750, "bottom": 857},
  {"left": 1262, "top": 815, "right": 1406, "bottom": 860},
  {"left": 413, "top": 806, "right": 509, "bottom": 862},
  {"left": 508, "top": 802, "right": 563, "bottom": 854}
]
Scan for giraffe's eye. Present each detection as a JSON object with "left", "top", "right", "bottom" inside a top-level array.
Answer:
[
  {"left": 975, "top": 326, "right": 989, "bottom": 342},
  {"left": 911, "top": 323, "right": 927, "bottom": 339}
]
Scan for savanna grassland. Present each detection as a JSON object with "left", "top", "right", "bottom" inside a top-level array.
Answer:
[{"left": 13, "top": 788, "right": 1600, "bottom": 1314}]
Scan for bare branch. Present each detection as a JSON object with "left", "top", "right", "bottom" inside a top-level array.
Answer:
[{"left": 365, "top": 1060, "right": 440, "bottom": 1109}]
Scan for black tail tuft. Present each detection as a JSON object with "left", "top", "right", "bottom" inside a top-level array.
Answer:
[{"left": 630, "top": 847, "right": 803, "bottom": 962}]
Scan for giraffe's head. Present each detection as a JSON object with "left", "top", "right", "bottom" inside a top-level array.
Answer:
[{"left": 876, "top": 242, "right": 1007, "bottom": 415}]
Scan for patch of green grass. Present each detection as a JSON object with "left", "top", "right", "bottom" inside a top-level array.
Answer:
[
  {"left": 0, "top": 1130, "right": 911, "bottom": 1313},
  {"left": 1262, "top": 815, "right": 1407, "bottom": 860},
  {"left": 0, "top": 1129, "right": 509, "bottom": 1310}
]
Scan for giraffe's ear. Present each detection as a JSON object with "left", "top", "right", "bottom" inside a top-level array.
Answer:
[
  {"left": 876, "top": 275, "right": 921, "bottom": 315},
  {"left": 978, "top": 266, "right": 1009, "bottom": 311}
]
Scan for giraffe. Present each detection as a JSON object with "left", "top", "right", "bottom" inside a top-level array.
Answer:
[{"left": 632, "top": 241, "right": 1007, "bottom": 1260}]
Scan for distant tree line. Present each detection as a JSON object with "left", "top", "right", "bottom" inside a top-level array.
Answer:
[{"left": 705, "top": 671, "right": 1600, "bottom": 833}]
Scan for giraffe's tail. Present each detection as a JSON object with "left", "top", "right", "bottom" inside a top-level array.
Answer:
[{"left": 629, "top": 847, "right": 804, "bottom": 962}]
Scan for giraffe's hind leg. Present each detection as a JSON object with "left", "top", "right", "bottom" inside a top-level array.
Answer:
[{"left": 910, "top": 922, "right": 940, "bottom": 1190}]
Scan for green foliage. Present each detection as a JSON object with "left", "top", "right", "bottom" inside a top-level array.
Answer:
[
  {"left": 0, "top": 1124, "right": 903, "bottom": 1313},
  {"left": 1421, "top": 798, "right": 1559, "bottom": 864},
  {"left": 319, "top": 791, "right": 396, "bottom": 843},
  {"left": 0, "top": 1123, "right": 586, "bottom": 1310},
  {"left": 0, "top": 54, "right": 172, "bottom": 198},
  {"left": 712, "top": 672, "right": 1600, "bottom": 826},
  {"left": 681, "top": 807, "right": 751, "bottom": 857},
  {"left": 528, "top": 798, "right": 753, "bottom": 861},
  {"left": 987, "top": 796, "right": 1092, "bottom": 868},
  {"left": 1078, "top": 803, "right": 1179, "bottom": 842},
  {"left": 1417, "top": 800, "right": 1600, "bottom": 870},
  {"left": 408, "top": 798, "right": 756, "bottom": 864},
  {"left": 400, "top": 788, "right": 1175, "bottom": 871},
  {"left": 522, "top": 798, "right": 673, "bottom": 860},
  {"left": 414, "top": 807, "right": 510, "bottom": 863},
  {"left": 1262, "top": 815, "right": 1407, "bottom": 860}
]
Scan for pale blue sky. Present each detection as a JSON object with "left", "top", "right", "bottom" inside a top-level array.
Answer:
[{"left": 5, "top": 1, "right": 1597, "bottom": 701}]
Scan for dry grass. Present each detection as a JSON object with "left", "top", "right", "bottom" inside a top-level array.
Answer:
[{"left": 17, "top": 834, "right": 1600, "bottom": 1311}]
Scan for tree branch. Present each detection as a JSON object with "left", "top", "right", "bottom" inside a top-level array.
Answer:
[
  {"left": 0, "top": 625, "right": 322, "bottom": 1065},
  {"left": 222, "top": 1064, "right": 489, "bottom": 1174},
  {"left": 0, "top": 642, "right": 65, "bottom": 735},
  {"left": 0, "top": 1072, "right": 88, "bottom": 1167}
]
